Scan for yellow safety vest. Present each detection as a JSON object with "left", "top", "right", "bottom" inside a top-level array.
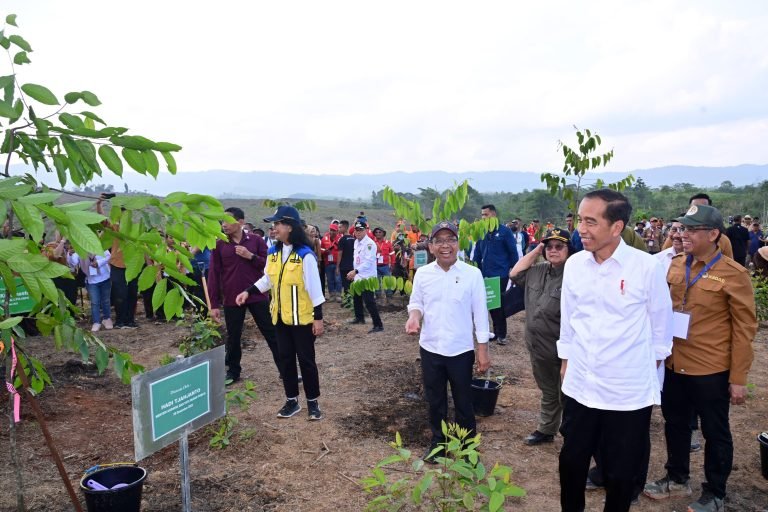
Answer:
[{"left": 265, "top": 245, "right": 315, "bottom": 326}]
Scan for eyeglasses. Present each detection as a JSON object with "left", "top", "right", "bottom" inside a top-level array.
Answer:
[
  {"left": 545, "top": 243, "right": 567, "bottom": 251},
  {"left": 679, "top": 226, "right": 714, "bottom": 233},
  {"left": 667, "top": 227, "right": 683, "bottom": 233},
  {"left": 431, "top": 237, "right": 458, "bottom": 246}
]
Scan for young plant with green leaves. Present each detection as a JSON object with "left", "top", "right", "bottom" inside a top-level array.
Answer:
[
  {"left": 541, "top": 127, "right": 634, "bottom": 214},
  {"left": 362, "top": 421, "right": 525, "bottom": 512},
  {"left": 0, "top": 13, "right": 230, "bottom": 385}
]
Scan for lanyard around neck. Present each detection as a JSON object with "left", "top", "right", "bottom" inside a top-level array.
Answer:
[{"left": 683, "top": 252, "right": 721, "bottom": 306}]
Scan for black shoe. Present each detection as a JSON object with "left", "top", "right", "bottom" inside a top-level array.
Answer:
[
  {"left": 347, "top": 318, "right": 365, "bottom": 325},
  {"left": 225, "top": 372, "right": 240, "bottom": 385},
  {"left": 307, "top": 400, "right": 323, "bottom": 421},
  {"left": 523, "top": 430, "right": 554, "bottom": 446},
  {"left": 422, "top": 444, "right": 442, "bottom": 464},
  {"left": 114, "top": 323, "right": 125, "bottom": 329},
  {"left": 368, "top": 326, "right": 384, "bottom": 334},
  {"left": 277, "top": 399, "right": 301, "bottom": 418},
  {"left": 496, "top": 337, "right": 508, "bottom": 345},
  {"left": 124, "top": 322, "right": 138, "bottom": 329}
]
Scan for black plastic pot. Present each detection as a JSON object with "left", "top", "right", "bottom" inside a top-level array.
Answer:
[
  {"left": 471, "top": 378, "right": 501, "bottom": 417},
  {"left": 80, "top": 465, "right": 147, "bottom": 512},
  {"left": 759, "top": 432, "right": 768, "bottom": 480}
]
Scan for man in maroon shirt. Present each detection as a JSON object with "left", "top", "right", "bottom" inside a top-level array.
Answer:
[{"left": 208, "top": 207, "right": 278, "bottom": 383}]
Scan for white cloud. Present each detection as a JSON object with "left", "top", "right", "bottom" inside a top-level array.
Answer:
[{"left": 2, "top": 0, "right": 767, "bottom": 177}]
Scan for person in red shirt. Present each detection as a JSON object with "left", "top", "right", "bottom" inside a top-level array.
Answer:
[
  {"left": 526, "top": 219, "right": 541, "bottom": 252},
  {"left": 320, "top": 222, "right": 343, "bottom": 302},
  {"left": 373, "top": 227, "right": 395, "bottom": 303}
]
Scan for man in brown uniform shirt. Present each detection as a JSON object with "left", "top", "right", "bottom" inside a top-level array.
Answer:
[{"left": 644, "top": 204, "right": 755, "bottom": 512}]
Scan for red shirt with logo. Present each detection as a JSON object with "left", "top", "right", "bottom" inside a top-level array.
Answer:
[
  {"left": 320, "top": 231, "right": 342, "bottom": 265},
  {"left": 374, "top": 238, "right": 394, "bottom": 266}
]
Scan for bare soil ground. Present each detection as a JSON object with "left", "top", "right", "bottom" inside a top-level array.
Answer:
[{"left": 1, "top": 300, "right": 767, "bottom": 512}]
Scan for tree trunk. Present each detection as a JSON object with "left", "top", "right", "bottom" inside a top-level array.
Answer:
[{"left": 5, "top": 358, "right": 26, "bottom": 511}]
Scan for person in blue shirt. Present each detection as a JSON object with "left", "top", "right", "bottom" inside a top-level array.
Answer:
[
  {"left": 473, "top": 204, "right": 519, "bottom": 345},
  {"left": 748, "top": 222, "right": 764, "bottom": 267},
  {"left": 190, "top": 245, "right": 211, "bottom": 315},
  {"left": 566, "top": 213, "right": 583, "bottom": 252}
]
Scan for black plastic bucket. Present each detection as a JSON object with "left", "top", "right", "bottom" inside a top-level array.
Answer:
[
  {"left": 80, "top": 465, "right": 147, "bottom": 512},
  {"left": 759, "top": 432, "right": 768, "bottom": 480},
  {"left": 471, "top": 378, "right": 501, "bottom": 417}
]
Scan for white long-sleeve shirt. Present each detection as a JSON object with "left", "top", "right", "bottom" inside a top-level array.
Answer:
[
  {"left": 655, "top": 246, "right": 681, "bottom": 274},
  {"left": 253, "top": 244, "right": 325, "bottom": 307},
  {"left": 557, "top": 239, "right": 673, "bottom": 410},
  {"left": 353, "top": 235, "right": 378, "bottom": 280},
  {"left": 407, "top": 260, "right": 490, "bottom": 356}
]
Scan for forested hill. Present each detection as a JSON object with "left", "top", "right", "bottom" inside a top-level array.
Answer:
[{"left": 15, "top": 164, "right": 768, "bottom": 200}]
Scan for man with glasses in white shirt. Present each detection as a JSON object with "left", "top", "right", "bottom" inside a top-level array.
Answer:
[
  {"left": 406, "top": 221, "right": 491, "bottom": 463},
  {"left": 655, "top": 220, "right": 684, "bottom": 273},
  {"left": 557, "top": 189, "right": 673, "bottom": 512}
]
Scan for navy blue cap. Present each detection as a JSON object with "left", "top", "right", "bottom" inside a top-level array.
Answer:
[{"left": 263, "top": 205, "right": 302, "bottom": 224}]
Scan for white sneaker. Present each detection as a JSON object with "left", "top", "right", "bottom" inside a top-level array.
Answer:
[
  {"left": 91, "top": 323, "right": 101, "bottom": 332},
  {"left": 102, "top": 319, "right": 114, "bottom": 330}
]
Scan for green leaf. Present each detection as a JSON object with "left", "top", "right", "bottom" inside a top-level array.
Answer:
[
  {"left": 122, "top": 147, "right": 146, "bottom": 173},
  {"left": 161, "top": 151, "right": 177, "bottom": 174},
  {"left": 12, "top": 51, "right": 31, "bottom": 65},
  {"left": 17, "top": 191, "right": 60, "bottom": 205},
  {"left": 0, "top": 317, "right": 22, "bottom": 329},
  {"left": 68, "top": 221, "right": 103, "bottom": 255},
  {"left": 6, "top": 14, "right": 18, "bottom": 27},
  {"left": 21, "top": 83, "right": 59, "bottom": 105},
  {"left": 163, "top": 286, "right": 183, "bottom": 320},
  {"left": 489, "top": 490, "right": 504, "bottom": 512},
  {"left": 11, "top": 202, "right": 44, "bottom": 242},
  {"left": 0, "top": 75, "right": 14, "bottom": 89},
  {"left": 81, "top": 110, "right": 106, "bottom": 125},
  {"left": 81, "top": 91, "right": 101, "bottom": 106},
  {"left": 8, "top": 34, "right": 31, "bottom": 52},
  {"left": 154, "top": 141, "right": 182, "bottom": 152},
  {"left": 94, "top": 346, "right": 110, "bottom": 374},
  {"left": 152, "top": 278, "right": 168, "bottom": 313},
  {"left": 143, "top": 150, "right": 159, "bottom": 177},
  {"left": 137, "top": 264, "right": 157, "bottom": 293},
  {"left": 97, "top": 145, "right": 123, "bottom": 176},
  {"left": 0, "top": 37, "right": 9, "bottom": 50},
  {"left": 37, "top": 276, "right": 58, "bottom": 303},
  {"left": 0, "top": 100, "right": 16, "bottom": 118},
  {"left": 64, "top": 92, "right": 82, "bottom": 104}
]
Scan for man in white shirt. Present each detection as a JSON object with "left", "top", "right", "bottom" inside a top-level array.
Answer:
[
  {"left": 346, "top": 220, "right": 383, "bottom": 333},
  {"left": 557, "top": 189, "right": 673, "bottom": 512},
  {"left": 406, "top": 221, "right": 491, "bottom": 462},
  {"left": 655, "top": 220, "right": 684, "bottom": 273}
]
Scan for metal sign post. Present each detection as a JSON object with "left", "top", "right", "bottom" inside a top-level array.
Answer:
[{"left": 132, "top": 346, "right": 225, "bottom": 511}]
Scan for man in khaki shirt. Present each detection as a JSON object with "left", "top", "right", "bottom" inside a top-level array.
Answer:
[{"left": 644, "top": 204, "right": 755, "bottom": 512}]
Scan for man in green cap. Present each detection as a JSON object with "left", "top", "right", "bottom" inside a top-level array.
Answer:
[{"left": 644, "top": 204, "right": 756, "bottom": 512}]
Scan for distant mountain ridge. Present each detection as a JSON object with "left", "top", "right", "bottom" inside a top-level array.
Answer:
[{"left": 13, "top": 164, "right": 768, "bottom": 199}]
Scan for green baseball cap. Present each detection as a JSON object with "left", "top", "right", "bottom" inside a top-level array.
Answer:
[{"left": 676, "top": 204, "right": 725, "bottom": 233}]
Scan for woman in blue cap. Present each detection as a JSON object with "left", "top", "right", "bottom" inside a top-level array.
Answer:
[{"left": 236, "top": 205, "right": 326, "bottom": 420}]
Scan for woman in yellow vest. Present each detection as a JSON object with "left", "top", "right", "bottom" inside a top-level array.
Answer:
[{"left": 236, "top": 206, "right": 325, "bottom": 420}]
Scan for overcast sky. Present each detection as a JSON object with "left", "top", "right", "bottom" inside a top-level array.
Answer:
[{"left": 4, "top": 0, "right": 768, "bottom": 176}]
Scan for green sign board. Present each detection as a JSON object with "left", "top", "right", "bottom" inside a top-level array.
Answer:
[
  {"left": 0, "top": 277, "right": 36, "bottom": 315},
  {"left": 484, "top": 277, "right": 501, "bottom": 310},
  {"left": 149, "top": 362, "right": 210, "bottom": 441}
]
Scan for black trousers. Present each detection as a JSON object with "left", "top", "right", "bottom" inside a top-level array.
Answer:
[
  {"left": 353, "top": 290, "right": 382, "bottom": 327},
  {"left": 420, "top": 347, "right": 476, "bottom": 445},
  {"left": 489, "top": 276, "right": 509, "bottom": 339},
  {"left": 53, "top": 276, "right": 79, "bottom": 307},
  {"left": 559, "top": 395, "right": 652, "bottom": 512},
  {"left": 111, "top": 266, "right": 138, "bottom": 325},
  {"left": 662, "top": 369, "right": 732, "bottom": 499},
  {"left": 275, "top": 320, "right": 320, "bottom": 400},
  {"left": 340, "top": 267, "right": 352, "bottom": 294},
  {"left": 222, "top": 301, "right": 279, "bottom": 379}
]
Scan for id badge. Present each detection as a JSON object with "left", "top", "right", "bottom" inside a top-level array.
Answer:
[
  {"left": 377, "top": 255, "right": 383, "bottom": 264},
  {"left": 672, "top": 311, "right": 690, "bottom": 340}
]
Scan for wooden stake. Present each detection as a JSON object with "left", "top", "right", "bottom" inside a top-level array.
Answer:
[{"left": 15, "top": 355, "right": 83, "bottom": 512}]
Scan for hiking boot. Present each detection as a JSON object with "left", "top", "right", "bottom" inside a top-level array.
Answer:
[
  {"left": 102, "top": 319, "right": 113, "bottom": 330},
  {"left": 644, "top": 475, "right": 692, "bottom": 500},
  {"left": 687, "top": 488, "right": 724, "bottom": 512},
  {"left": 307, "top": 400, "right": 323, "bottom": 420},
  {"left": 277, "top": 399, "right": 301, "bottom": 418},
  {"left": 91, "top": 323, "right": 101, "bottom": 332}
]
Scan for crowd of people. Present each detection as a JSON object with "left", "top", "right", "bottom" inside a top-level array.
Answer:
[{"left": 21, "top": 189, "right": 762, "bottom": 511}]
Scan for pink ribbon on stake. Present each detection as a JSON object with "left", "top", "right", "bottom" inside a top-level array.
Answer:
[{"left": 5, "top": 338, "right": 21, "bottom": 423}]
